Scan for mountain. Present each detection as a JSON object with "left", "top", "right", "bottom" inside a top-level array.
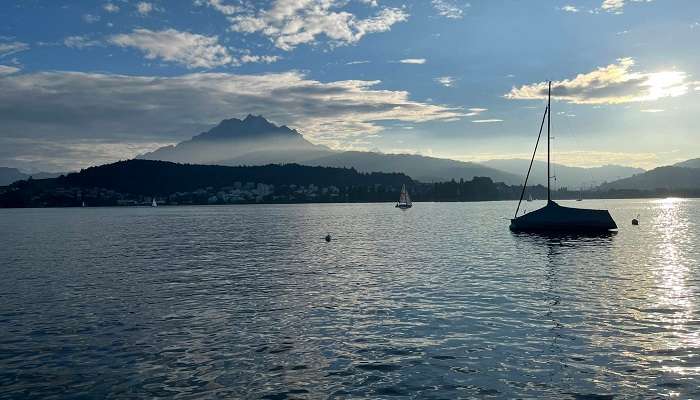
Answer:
[
  {"left": 0, "top": 167, "right": 26, "bottom": 186},
  {"left": 599, "top": 166, "right": 700, "bottom": 191},
  {"left": 140, "top": 115, "right": 522, "bottom": 184},
  {"left": 481, "top": 159, "right": 645, "bottom": 189},
  {"left": 139, "top": 114, "right": 329, "bottom": 164},
  {"left": 675, "top": 158, "right": 700, "bottom": 169},
  {"left": 302, "top": 151, "right": 521, "bottom": 184},
  {"left": 0, "top": 167, "right": 63, "bottom": 186}
]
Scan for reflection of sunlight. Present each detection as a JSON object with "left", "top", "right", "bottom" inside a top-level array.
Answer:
[{"left": 651, "top": 199, "right": 699, "bottom": 353}]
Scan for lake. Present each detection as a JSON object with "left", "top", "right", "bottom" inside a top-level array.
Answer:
[{"left": 1, "top": 199, "right": 698, "bottom": 399}]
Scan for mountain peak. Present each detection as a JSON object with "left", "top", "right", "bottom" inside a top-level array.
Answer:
[
  {"left": 195, "top": 114, "right": 301, "bottom": 142},
  {"left": 137, "top": 114, "right": 319, "bottom": 164}
]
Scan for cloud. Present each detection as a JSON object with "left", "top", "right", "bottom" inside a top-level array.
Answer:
[
  {"left": 432, "top": 0, "right": 470, "bottom": 19},
  {"left": 83, "top": 13, "right": 101, "bottom": 23},
  {"left": 435, "top": 76, "right": 456, "bottom": 87},
  {"left": 346, "top": 60, "right": 370, "bottom": 65},
  {"left": 109, "top": 28, "right": 234, "bottom": 68},
  {"left": 0, "top": 65, "right": 20, "bottom": 75},
  {"left": 600, "top": 0, "right": 652, "bottom": 14},
  {"left": 103, "top": 2, "right": 120, "bottom": 13},
  {"left": 0, "top": 41, "right": 29, "bottom": 58},
  {"left": 222, "top": 0, "right": 408, "bottom": 51},
  {"left": 560, "top": 5, "right": 579, "bottom": 12},
  {"left": 239, "top": 54, "right": 280, "bottom": 64},
  {"left": 465, "top": 107, "right": 486, "bottom": 116},
  {"left": 0, "top": 70, "right": 464, "bottom": 170},
  {"left": 64, "top": 35, "right": 101, "bottom": 49},
  {"left": 108, "top": 28, "right": 280, "bottom": 68},
  {"left": 472, "top": 119, "right": 503, "bottom": 123},
  {"left": 505, "top": 57, "right": 690, "bottom": 104},
  {"left": 399, "top": 58, "right": 426, "bottom": 64},
  {"left": 195, "top": 0, "right": 242, "bottom": 15},
  {"left": 136, "top": 2, "right": 158, "bottom": 16}
]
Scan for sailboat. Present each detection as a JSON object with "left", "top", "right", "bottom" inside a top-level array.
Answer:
[
  {"left": 395, "top": 184, "right": 412, "bottom": 209},
  {"left": 527, "top": 194, "right": 533, "bottom": 202},
  {"left": 509, "top": 81, "right": 617, "bottom": 232},
  {"left": 151, "top": 198, "right": 158, "bottom": 207}
]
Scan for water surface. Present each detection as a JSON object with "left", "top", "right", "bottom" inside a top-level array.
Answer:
[{"left": 1, "top": 199, "right": 699, "bottom": 399}]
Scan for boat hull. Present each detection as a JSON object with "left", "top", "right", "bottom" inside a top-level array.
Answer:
[
  {"left": 510, "top": 201, "right": 617, "bottom": 232},
  {"left": 396, "top": 204, "right": 412, "bottom": 209}
]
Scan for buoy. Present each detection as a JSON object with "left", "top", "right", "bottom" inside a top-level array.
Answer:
[
  {"left": 632, "top": 219, "right": 639, "bottom": 225},
  {"left": 325, "top": 234, "right": 331, "bottom": 242}
]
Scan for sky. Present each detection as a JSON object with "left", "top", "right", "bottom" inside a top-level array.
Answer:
[{"left": 1, "top": 0, "right": 699, "bottom": 172}]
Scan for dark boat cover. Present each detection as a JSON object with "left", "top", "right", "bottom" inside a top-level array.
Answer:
[{"left": 510, "top": 200, "right": 617, "bottom": 232}]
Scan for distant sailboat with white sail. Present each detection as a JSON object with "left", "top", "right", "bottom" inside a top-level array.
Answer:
[
  {"left": 151, "top": 198, "right": 157, "bottom": 207},
  {"left": 395, "top": 184, "right": 412, "bottom": 209}
]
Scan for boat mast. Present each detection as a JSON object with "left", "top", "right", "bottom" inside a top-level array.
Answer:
[{"left": 547, "top": 81, "right": 551, "bottom": 203}]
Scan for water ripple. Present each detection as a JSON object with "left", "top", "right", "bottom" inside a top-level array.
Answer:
[{"left": 1, "top": 199, "right": 699, "bottom": 398}]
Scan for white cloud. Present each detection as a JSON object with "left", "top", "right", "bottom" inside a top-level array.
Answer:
[
  {"left": 505, "top": 57, "right": 690, "bottom": 104},
  {"left": 0, "top": 70, "right": 464, "bottom": 170},
  {"left": 104, "top": 2, "right": 120, "bottom": 13},
  {"left": 108, "top": 28, "right": 280, "bottom": 68},
  {"left": 64, "top": 35, "right": 101, "bottom": 49},
  {"left": 432, "top": 0, "right": 469, "bottom": 19},
  {"left": 601, "top": 0, "right": 652, "bottom": 14},
  {"left": 560, "top": 5, "right": 579, "bottom": 12},
  {"left": 109, "top": 29, "right": 233, "bottom": 68},
  {"left": 223, "top": 0, "right": 408, "bottom": 51},
  {"left": 435, "top": 76, "right": 456, "bottom": 87},
  {"left": 196, "top": 0, "right": 242, "bottom": 15},
  {"left": 0, "top": 41, "right": 29, "bottom": 58},
  {"left": 83, "top": 13, "right": 101, "bottom": 23},
  {"left": 399, "top": 58, "right": 426, "bottom": 64},
  {"left": 239, "top": 54, "right": 280, "bottom": 64},
  {"left": 472, "top": 119, "right": 503, "bottom": 123},
  {"left": 346, "top": 60, "right": 370, "bottom": 65},
  {"left": 136, "top": 2, "right": 158, "bottom": 16},
  {"left": 465, "top": 107, "right": 486, "bottom": 116},
  {"left": 0, "top": 65, "right": 20, "bottom": 75}
]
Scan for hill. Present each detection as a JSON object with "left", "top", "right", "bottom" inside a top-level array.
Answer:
[
  {"left": 301, "top": 151, "right": 521, "bottom": 184},
  {"left": 599, "top": 166, "right": 700, "bottom": 191},
  {"left": 675, "top": 158, "right": 700, "bottom": 169},
  {"left": 0, "top": 159, "right": 415, "bottom": 207},
  {"left": 481, "top": 159, "right": 644, "bottom": 189},
  {"left": 139, "top": 115, "right": 522, "bottom": 184},
  {"left": 0, "top": 167, "right": 63, "bottom": 186}
]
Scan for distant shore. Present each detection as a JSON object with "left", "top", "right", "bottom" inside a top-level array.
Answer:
[{"left": 2, "top": 159, "right": 699, "bottom": 208}]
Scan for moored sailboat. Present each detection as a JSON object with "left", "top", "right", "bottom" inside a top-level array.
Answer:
[
  {"left": 509, "top": 82, "right": 617, "bottom": 232},
  {"left": 151, "top": 198, "right": 158, "bottom": 207},
  {"left": 395, "top": 184, "right": 412, "bottom": 209}
]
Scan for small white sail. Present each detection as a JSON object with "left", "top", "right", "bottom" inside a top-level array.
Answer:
[
  {"left": 397, "top": 184, "right": 412, "bottom": 208},
  {"left": 151, "top": 198, "right": 157, "bottom": 207}
]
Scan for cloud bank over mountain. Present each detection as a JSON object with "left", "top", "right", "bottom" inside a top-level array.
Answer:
[{"left": 0, "top": 70, "right": 463, "bottom": 171}]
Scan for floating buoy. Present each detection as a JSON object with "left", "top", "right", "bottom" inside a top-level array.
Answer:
[
  {"left": 632, "top": 219, "right": 639, "bottom": 226},
  {"left": 325, "top": 234, "right": 332, "bottom": 242}
]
